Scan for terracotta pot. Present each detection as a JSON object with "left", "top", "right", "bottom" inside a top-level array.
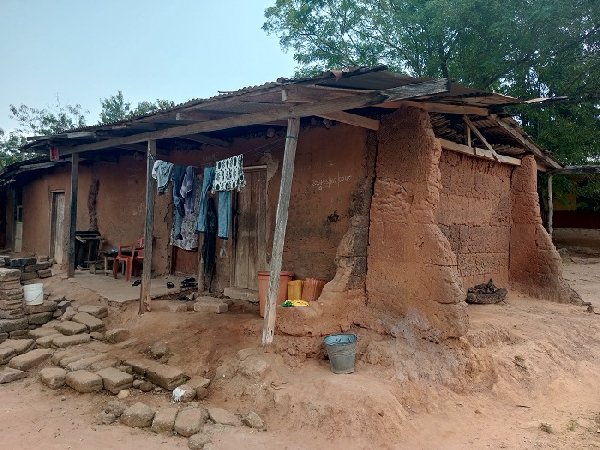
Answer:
[
  {"left": 257, "top": 271, "right": 294, "bottom": 317},
  {"left": 302, "top": 278, "right": 325, "bottom": 301}
]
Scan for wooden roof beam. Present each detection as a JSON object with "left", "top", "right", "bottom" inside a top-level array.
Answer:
[
  {"left": 61, "top": 79, "right": 450, "bottom": 155},
  {"left": 180, "top": 134, "right": 229, "bottom": 148},
  {"left": 317, "top": 111, "right": 379, "bottom": 130},
  {"left": 439, "top": 138, "right": 521, "bottom": 166},
  {"left": 374, "top": 100, "right": 489, "bottom": 116},
  {"left": 549, "top": 165, "right": 600, "bottom": 175},
  {"left": 463, "top": 115, "right": 493, "bottom": 150}
]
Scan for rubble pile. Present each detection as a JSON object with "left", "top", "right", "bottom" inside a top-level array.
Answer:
[{"left": 0, "top": 255, "right": 53, "bottom": 283}]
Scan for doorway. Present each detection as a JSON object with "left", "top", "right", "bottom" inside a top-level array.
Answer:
[
  {"left": 50, "top": 192, "right": 65, "bottom": 264},
  {"left": 232, "top": 167, "right": 268, "bottom": 290}
]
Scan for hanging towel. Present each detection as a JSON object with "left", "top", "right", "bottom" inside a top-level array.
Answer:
[
  {"left": 202, "top": 197, "right": 218, "bottom": 289},
  {"left": 180, "top": 166, "right": 196, "bottom": 215},
  {"left": 217, "top": 191, "right": 231, "bottom": 239},
  {"left": 212, "top": 154, "right": 246, "bottom": 192},
  {"left": 152, "top": 160, "right": 174, "bottom": 195},
  {"left": 172, "top": 165, "right": 186, "bottom": 218},
  {"left": 172, "top": 175, "right": 200, "bottom": 250},
  {"left": 196, "top": 167, "right": 216, "bottom": 233}
]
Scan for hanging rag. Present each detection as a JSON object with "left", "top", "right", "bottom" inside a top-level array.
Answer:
[
  {"left": 172, "top": 175, "right": 201, "bottom": 251},
  {"left": 172, "top": 165, "right": 187, "bottom": 240},
  {"left": 212, "top": 154, "right": 246, "bottom": 192},
  {"left": 152, "top": 160, "right": 174, "bottom": 195},
  {"left": 180, "top": 166, "right": 196, "bottom": 215},
  {"left": 196, "top": 167, "right": 216, "bottom": 233},
  {"left": 217, "top": 191, "right": 231, "bottom": 239},
  {"left": 201, "top": 197, "right": 217, "bottom": 290}
]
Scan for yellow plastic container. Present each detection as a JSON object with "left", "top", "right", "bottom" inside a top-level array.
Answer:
[{"left": 287, "top": 280, "right": 304, "bottom": 300}]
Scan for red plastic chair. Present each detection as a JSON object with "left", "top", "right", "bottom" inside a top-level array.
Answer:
[
  {"left": 132, "top": 239, "right": 145, "bottom": 277},
  {"left": 113, "top": 238, "right": 142, "bottom": 282}
]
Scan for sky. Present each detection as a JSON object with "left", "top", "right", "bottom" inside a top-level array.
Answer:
[{"left": 0, "top": 0, "right": 297, "bottom": 132}]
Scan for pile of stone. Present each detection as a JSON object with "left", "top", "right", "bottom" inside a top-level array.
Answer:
[
  {"left": 0, "top": 268, "right": 59, "bottom": 343},
  {"left": 466, "top": 279, "right": 508, "bottom": 304},
  {"left": 0, "top": 255, "right": 53, "bottom": 283}
]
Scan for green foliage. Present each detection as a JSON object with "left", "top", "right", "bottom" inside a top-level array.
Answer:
[
  {"left": 99, "top": 91, "right": 175, "bottom": 124},
  {"left": 263, "top": 0, "right": 600, "bottom": 167},
  {"left": 0, "top": 128, "right": 28, "bottom": 168}
]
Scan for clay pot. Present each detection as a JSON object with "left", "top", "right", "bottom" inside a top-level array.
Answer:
[{"left": 257, "top": 271, "right": 294, "bottom": 317}]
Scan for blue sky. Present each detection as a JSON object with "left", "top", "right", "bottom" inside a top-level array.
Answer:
[{"left": 0, "top": 0, "right": 296, "bottom": 132}]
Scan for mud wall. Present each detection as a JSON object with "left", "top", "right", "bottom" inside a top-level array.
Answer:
[
  {"left": 436, "top": 151, "right": 512, "bottom": 288},
  {"left": 365, "top": 107, "right": 468, "bottom": 342},
  {"left": 509, "top": 155, "right": 581, "bottom": 303}
]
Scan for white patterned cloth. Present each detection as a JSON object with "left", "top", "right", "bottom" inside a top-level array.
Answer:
[
  {"left": 212, "top": 154, "right": 246, "bottom": 192},
  {"left": 171, "top": 175, "right": 200, "bottom": 250}
]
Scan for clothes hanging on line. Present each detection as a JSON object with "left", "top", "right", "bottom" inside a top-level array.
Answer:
[
  {"left": 151, "top": 160, "right": 174, "bottom": 195},
  {"left": 217, "top": 191, "right": 231, "bottom": 239},
  {"left": 180, "top": 166, "right": 196, "bottom": 215},
  {"left": 202, "top": 197, "right": 218, "bottom": 290},
  {"left": 171, "top": 175, "right": 200, "bottom": 251},
  {"left": 196, "top": 167, "right": 216, "bottom": 234},
  {"left": 212, "top": 154, "right": 246, "bottom": 192}
]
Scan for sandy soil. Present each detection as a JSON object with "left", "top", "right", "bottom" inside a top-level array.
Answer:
[{"left": 1, "top": 253, "right": 600, "bottom": 450}]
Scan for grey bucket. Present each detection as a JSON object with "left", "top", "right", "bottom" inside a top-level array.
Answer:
[{"left": 324, "top": 334, "right": 358, "bottom": 374}]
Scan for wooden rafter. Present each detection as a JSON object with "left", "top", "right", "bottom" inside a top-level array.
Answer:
[
  {"left": 463, "top": 115, "right": 493, "bottom": 150},
  {"left": 374, "top": 100, "right": 489, "bottom": 116},
  {"left": 317, "top": 111, "right": 380, "bottom": 130},
  {"left": 439, "top": 138, "right": 521, "bottom": 166}
]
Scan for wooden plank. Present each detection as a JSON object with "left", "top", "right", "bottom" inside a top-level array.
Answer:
[
  {"left": 263, "top": 118, "right": 300, "bottom": 346},
  {"left": 180, "top": 133, "right": 229, "bottom": 148},
  {"left": 438, "top": 138, "right": 521, "bottom": 166},
  {"left": 490, "top": 114, "right": 561, "bottom": 169},
  {"left": 140, "top": 140, "right": 156, "bottom": 314},
  {"left": 67, "top": 153, "right": 78, "bottom": 278},
  {"left": 318, "top": 111, "right": 380, "bottom": 130},
  {"left": 374, "top": 100, "right": 489, "bottom": 116},
  {"left": 463, "top": 115, "right": 493, "bottom": 150},
  {"left": 550, "top": 165, "right": 600, "bottom": 175},
  {"left": 548, "top": 173, "right": 553, "bottom": 237},
  {"left": 61, "top": 79, "right": 451, "bottom": 155}
]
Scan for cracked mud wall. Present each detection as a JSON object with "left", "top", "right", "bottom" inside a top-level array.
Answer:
[
  {"left": 365, "top": 107, "right": 468, "bottom": 342},
  {"left": 437, "top": 151, "right": 512, "bottom": 288},
  {"left": 509, "top": 155, "right": 581, "bottom": 304}
]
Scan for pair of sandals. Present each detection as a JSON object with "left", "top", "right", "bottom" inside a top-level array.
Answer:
[
  {"left": 132, "top": 280, "right": 141, "bottom": 287},
  {"left": 181, "top": 277, "right": 197, "bottom": 289}
]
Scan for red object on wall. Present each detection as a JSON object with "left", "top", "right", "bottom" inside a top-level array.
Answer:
[{"left": 49, "top": 146, "right": 59, "bottom": 161}]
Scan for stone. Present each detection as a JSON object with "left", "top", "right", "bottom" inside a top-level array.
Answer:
[
  {"left": 188, "top": 433, "right": 212, "bottom": 450},
  {"left": 71, "top": 312, "right": 104, "bottom": 332},
  {"left": 24, "top": 301, "right": 57, "bottom": 315},
  {"left": 42, "top": 320, "right": 60, "bottom": 328},
  {"left": 243, "top": 411, "right": 265, "bottom": 429},
  {"left": 238, "top": 356, "right": 272, "bottom": 381},
  {"left": 27, "top": 312, "right": 54, "bottom": 325},
  {"left": 95, "top": 411, "right": 117, "bottom": 425},
  {"left": 195, "top": 387, "right": 208, "bottom": 400},
  {"left": 10, "top": 257, "right": 37, "bottom": 268},
  {"left": 146, "top": 364, "right": 186, "bottom": 390},
  {"left": 117, "top": 390, "right": 130, "bottom": 399},
  {"left": 57, "top": 300, "right": 71, "bottom": 313},
  {"left": 40, "top": 367, "right": 67, "bottom": 389},
  {"left": 103, "top": 400, "right": 126, "bottom": 417},
  {"left": 0, "top": 318, "right": 28, "bottom": 333},
  {"left": 174, "top": 407, "right": 208, "bottom": 437},
  {"left": 77, "top": 305, "right": 108, "bottom": 319},
  {"left": 0, "top": 367, "right": 27, "bottom": 383},
  {"left": 149, "top": 341, "right": 169, "bottom": 359},
  {"left": 0, "top": 268, "right": 22, "bottom": 282},
  {"left": 55, "top": 321, "right": 88, "bottom": 336},
  {"left": 187, "top": 376, "right": 211, "bottom": 391},
  {"left": 29, "top": 327, "right": 60, "bottom": 339},
  {"left": 139, "top": 381, "right": 154, "bottom": 392},
  {"left": 53, "top": 348, "right": 95, "bottom": 366},
  {"left": 23, "top": 264, "right": 39, "bottom": 273},
  {"left": 0, "top": 347, "right": 15, "bottom": 364},
  {"left": 52, "top": 309, "right": 63, "bottom": 318},
  {"left": 37, "top": 269, "right": 52, "bottom": 279},
  {"left": 36, "top": 334, "right": 62, "bottom": 348},
  {"left": 8, "top": 330, "right": 29, "bottom": 339},
  {"left": 66, "top": 370, "right": 103, "bottom": 393},
  {"left": 173, "top": 384, "right": 196, "bottom": 402},
  {"left": 119, "top": 364, "right": 132, "bottom": 374},
  {"left": 132, "top": 379, "right": 143, "bottom": 389},
  {"left": 104, "top": 328, "right": 129, "bottom": 344},
  {"left": 193, "top": 298, "right": 229, "bottom": 314},
  {"left": 96, "top": 367, "right": 133, "bottom": 394},
  {"left": 90, "top": 358, "right": 120, "bottom": 371},
  {"left": 60, "top": 307, "right": 77, "bottom": 322},
  {"left": 0, "top": 309, "right": 25, "bottom": 319},
  {"left": 0, "top": 338, "right": 35, "bottom": 354},
  {"left": 8, "top": 349, "right": 53, "bottom": 371},
  {"left": 151, "top": 407, "right": 178, "bottom": 433},
  {"left": 90, "top": 331, "right": 104, "bottom": 340},
  {"left": 121, "top": 402, "right": 155, "bottom": 428},
  {"left": 0, "top": 280, "right": 23, "bottom": 290},
  {"left": 0, "top": 299, "right": 24, "bottom": 309},
  {"left": 53, "top": 333, "right": 91, "bottom": 348},
  {"left": 207, "top": 407, "right": 242, "bottom": 427},
  {"left": 66, "top": 354, "right": 109, "bottom": 372},
  {"left": 20, "top": 272, "right": 38, "bottom": 282},
  {"left": 0, "top": 333, "right": 7, "bottom": 344},
  {"left": 122, "top": 358, "right": 154, "bottom": 376}
]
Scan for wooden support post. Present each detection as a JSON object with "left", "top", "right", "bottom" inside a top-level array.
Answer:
[
  {"left": 140, "top": 140, "right": 156, "bottom": 314},
  {"left": 67, "top": 153, "right": 79, "bottom": 278},
  {"left": 262, "top": 118, "right": 300, "bottom": 346},
  {"left": 548, "top": 173, "right": 553, "bottom": 238}
]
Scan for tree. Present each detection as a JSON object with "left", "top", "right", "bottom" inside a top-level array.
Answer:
[
  {"left": 0, "top": 128, "right": 28, "bottom": 168},
  {"left": 263, "top": 0, "right": 600, "bottom": 166},
  {"left": 99, "top": 91, "right": 175, "bottom": 124}
]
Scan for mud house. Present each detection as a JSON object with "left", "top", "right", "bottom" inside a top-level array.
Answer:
[{"left": 0, "top": 67, "right": 580, "bottom": 343}]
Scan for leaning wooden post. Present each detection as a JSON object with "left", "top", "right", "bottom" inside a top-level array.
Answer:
[
  {"left": 140, "top": 140, "right": 156, "bottom": 314},
  {"left": 67, "top": 153, "right": 79, "bottom": 278},
  {"left": 548, "top": 173, "right": 553, "bottom": 238},
  {"left": 262, "top": 118, "right": 300, "bottom": 346}
]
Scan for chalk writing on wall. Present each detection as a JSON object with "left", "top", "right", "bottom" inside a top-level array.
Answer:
[{"left": 312, "top": 173, "right": 352, "bottom": 191}]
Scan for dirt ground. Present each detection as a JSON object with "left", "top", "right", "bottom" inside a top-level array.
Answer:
[{"left": 2, "top": 250, "right": 600, "bottom": 449}]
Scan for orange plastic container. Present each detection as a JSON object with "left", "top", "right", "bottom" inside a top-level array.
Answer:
[
  {"left": 257, "top": 271, "right": 294, "bottom": 317},
  {"left": 302, "top": 278, "right": 325, "bottom": 301}
]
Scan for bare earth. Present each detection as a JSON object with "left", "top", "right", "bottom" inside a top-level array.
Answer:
[{"left": 1, "top": 254, "right": 600, "bottom": 449}]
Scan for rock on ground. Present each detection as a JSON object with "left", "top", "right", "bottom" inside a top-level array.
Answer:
[
  {"left": 35, "top": 334, "right": 63, "bottom": 348},
  {"left": 187, "top": 376, "right": 211, "bottom": 391},
  {"left": 71, "top": 312, "right": 104, "bottom": 332},
  {"left": 174, "top": 407, "right": 208, "bottom": 437},
  {"left": 151, "top": 407, "right": 178, "bottom": 433},
  {"left": 188, "top": 432, "right": 211, "bottom": 450},
  {"left": 243, "top": 411, "right": 265, "bottom": 429},
  {"left": 55, "top": 321, "right": 88, "bottom": 336},
  {"left": 95, "top": 411, "right": 117, "bottom": 425},
  {"left": 53, "top": 333, "right": 91, "bottom": 348},
  {"left": 8, "top": 349, "right": 53, "bottom": 371},
  {"left": 96, "top": 367, "right": 133, "bottom": 394},
  {"left": 0, "top": 347, "right": 15, "bottom": 365},
  {"left": 173, "top": 384, "right": 196, "bottom": 402},
  {"left": 77, "top": 305, "right": 108, "bottom": 319},
  {"left": 39, "top": 367, "right": 67, "bottom": 389},
  {"left": 104, "top": 328, "right": 129, "bottom": 343},
  {"left": 121, "top": 402, "right": 155, "bottom": 428},
  {"left": 0, "top": 338, "right": 35, "bottom": 355},
  {"left": 0, "top": 367, "right": 27, "bottom": 384},
  {"left": 103, "top": 400, "right": 126, "bottom": 417},
  {"left": 146, "top": 363, "right": 186, "bottom": 390},
  {"left": 207, "top": 407, "right": 242, "bottom": 427},
  {"left": 65, "top": 370, "right": 103, "bottom": 393},
  {"left": 149, "top": 341, "right": 169, "bottom": 359}
]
